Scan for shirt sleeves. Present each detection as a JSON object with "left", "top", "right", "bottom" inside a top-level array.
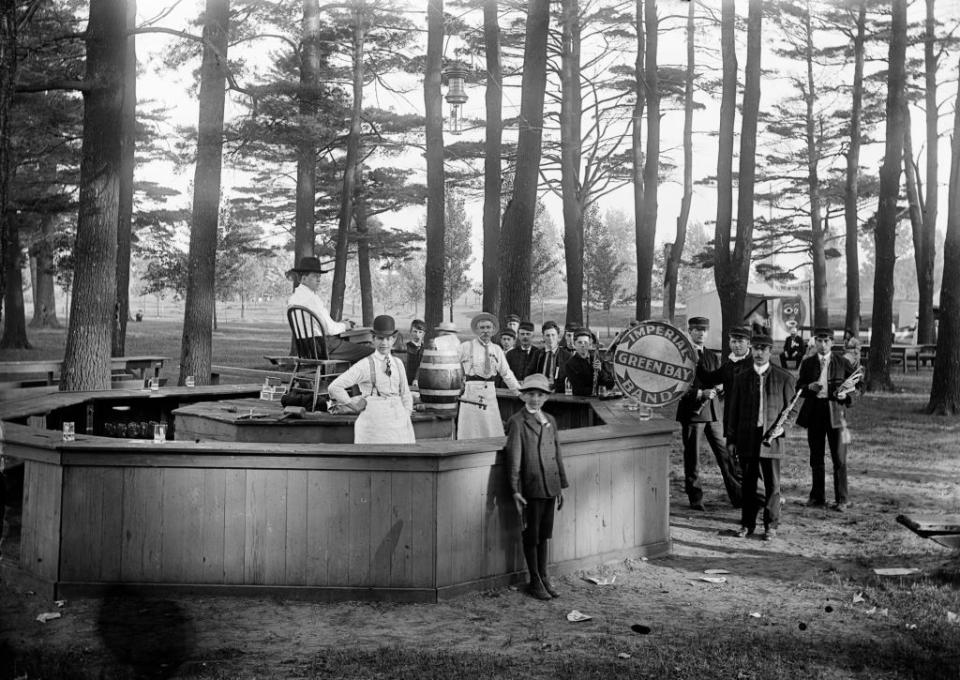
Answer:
[{"left": 327, "top": 359, "right": 369, "bottom": 404}]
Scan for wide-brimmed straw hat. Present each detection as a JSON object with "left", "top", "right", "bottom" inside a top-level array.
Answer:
[{"left": 470, "top": 312, "right": 499, "bottom": 335}]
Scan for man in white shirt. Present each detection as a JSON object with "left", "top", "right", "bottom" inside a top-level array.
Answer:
[
  {"left": 286, "top": 256, "right": 373, "bottom": 363},
  {"left": 328, "top": 315, "right": 414, "bottom": 443},
  {"left": 457, "top": 312, "right": 522, "bottom": 439}
]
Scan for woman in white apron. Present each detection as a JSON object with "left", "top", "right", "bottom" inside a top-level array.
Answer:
[
  {"left": 457, "top": 312, "right": 522, "bottom": 439},
  {"left": 327, "top": 315, "right": 415, "bottom": 444}
]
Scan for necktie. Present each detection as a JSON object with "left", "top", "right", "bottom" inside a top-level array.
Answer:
[
  {"left": 545, "top": 351, "right": 554, "bottom": 381},
  {"left": 818, "top": 355, "right": 829, "bottom": 398},
  {"left": 483, "top": 342, "right": 491, "bottom": 374},
  {"left": 758, "top": 370, "right": 766, "bottom": 429},
  {"left": 384, "top": 356, "right": 392, "bottom": 377}
]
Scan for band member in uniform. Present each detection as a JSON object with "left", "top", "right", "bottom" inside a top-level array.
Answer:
[
  {"left": 328, "top": 315, "right": 415, "bottom": 444},
  {"left": 504, "top": 314, "right": 521, "bottom": 335},
  {"left": 507, "top": 320, "right": 541, "bottom": 382},
  {"left": 696, "top": 325, "right": 754, "bottom": 506},
  {"left": 780, "top": 326, "right": 804, "bottom": 369},
  {"left": 286, "top": 256, "right": 374, "bottom": 363},
  {"left": 676, "top": 317, "right": 740, "bottom": 510},
  {"left": 535, "top": 321, "right": 571, "bottom": 391},
  {"left": 796, "top": 327, "right": 855, "bottom": 511},
  {"left": 561, "top": 321, "right": 580, "bottom": 352},
  {"left": 457, "top": 312, "right": 522, "bottom": 439},
  {"left": 727, "top": 333, "right": 796, "bottom": 541},
  {"left": 561, "top": 328, "right": 615, "bottom": 396},
  {"left": 406, "top": 319, "right": 426, "bottom": 386}
]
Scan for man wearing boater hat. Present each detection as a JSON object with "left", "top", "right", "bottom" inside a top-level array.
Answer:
[
  {"left": 796, "top": 327, "right": 855, "bottom": 511},
  {"left": 286, "top": 256, "right": 374, "bottom": 363},
  {"left": 457, "top": 312, "right": 522, "bottom": 439},
  {"left": 676, "top": 317, "right": 740, "bottom": 510}
]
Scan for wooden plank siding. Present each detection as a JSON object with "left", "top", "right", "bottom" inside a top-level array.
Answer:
[{"left": 19, "top": 461, "right": 63, "bottom": 582}]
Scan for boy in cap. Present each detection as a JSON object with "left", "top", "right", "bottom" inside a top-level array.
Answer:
[
  {"left": 726, "top": 332, "right": 796, "bottom": 540},
  {"left": 504, "top": 314, "right": 521, "bottom": 335},
  {"left": 562, "top": 328, "right": 615, "bottom": 396},
  {"left": 328, "top": 315, "right": 414, "bottom": 443},
  {"left": 456, "top": 312, "right": 522, "bottom": 439},
  {"left": 498, "top": 327, "right": 517, "bottom": 353},
  {"left": 676, "top": 317, "right": 740, "bottom": 510},
  {"left": 796, "top": 327, "right": 855, "bottom": 511},
  {"left": 506, "top": 373, "right": 568, "bottom": 600},
  {"left": 286, "top": 256, "right": 373, "bottom": 363}
]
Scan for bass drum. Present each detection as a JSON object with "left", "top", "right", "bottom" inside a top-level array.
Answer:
[{"left": 417, "top": 348, "right": 463, "bottom": 410}]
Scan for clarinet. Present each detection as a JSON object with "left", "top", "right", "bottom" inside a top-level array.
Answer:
[
  {"left": 591, "top": 349, "right": 599, "bottom": 396},
  {"left": 761, "top": 389, "right": 804, "bottom": 446}
]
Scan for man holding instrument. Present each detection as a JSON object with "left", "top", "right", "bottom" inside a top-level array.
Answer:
[
  {"left": 796, "top": 327, "right": 856, "bottom": 511},
  {"left": 676, "top": 317, "right": 736, "bottom": 510},
  {"left": 561, "top": 328, "right": 615, "bottom": 396},
  {"left": 727, "top": 333, "right": 796, "bottom": 541}
]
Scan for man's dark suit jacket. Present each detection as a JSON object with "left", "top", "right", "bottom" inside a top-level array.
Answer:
[
  {"left": 506, "top": 345, "right": 542, "bottom": 382},
  {"left": 727, "top": 363, "right": 796, "bottom": 459},
  {"left": 676, "top": 347, "right": 722, "bottom": 424},
  {"left": 796, "top": 353, "right": 854, "bottom": 430}
]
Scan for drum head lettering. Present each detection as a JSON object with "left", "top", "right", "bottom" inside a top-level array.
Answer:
[{"left": 611, "top": 320, "right": 697, "bottom": 407}]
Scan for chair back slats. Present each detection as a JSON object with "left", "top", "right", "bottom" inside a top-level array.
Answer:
[{"left": 287, "top": 306, "right": 329, "bottom": 361}]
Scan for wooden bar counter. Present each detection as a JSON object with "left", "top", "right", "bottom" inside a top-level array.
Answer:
[{"left": 2, "top": 386, "right": 673, "bottom": 602}]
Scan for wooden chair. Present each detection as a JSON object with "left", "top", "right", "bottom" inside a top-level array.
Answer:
[{"left": 286, "top": 306, "right": 350, "bottom": 410}]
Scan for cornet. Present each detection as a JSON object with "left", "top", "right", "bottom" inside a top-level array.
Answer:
[{"left": 834, "top": 365, "right": 865, "bottom": 400}]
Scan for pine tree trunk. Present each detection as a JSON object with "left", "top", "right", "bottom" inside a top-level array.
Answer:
[
  {"left": 499, "top": 0, "right": 549, "bottom": 321},
  {"left": 112, "top": 0, "right": 135, "bottom": 357},
  {"left": 356, "top": 161, "right": 374, "bottom": 326},
  {"left": 917, "top": 0, "right": 938, "bottom": 344},
  {"left": 926, "top": 50, "right": 960, "bottom": 414},
  {"left": 423, "top": 0, "right": 445, "bottom": 332},
  {"left": 866, "top": 0, "right": 906, "bottom": 393},
  {"left": 331, "top": 7, "right": 364, "bottom": 321},
  {"left": 0, "top": 0, "right": 14, "bottom": 338},
  {"left": 664, "top": 0, "right": 694, "bottom": 323},
  {"left": 294, "top": 0, "right": 321, "bottom": 266},
  {"left": 713, "top": 0, "right": 737, "bottom": 339},
  {"left": 30, "top": 217, "right": 59, "bottom": 328},
  {"left": 0, "top": 213, "right": 28, "bottom": 348},
  {"left": 844, "top": 0, "right": 865, "bottom": 336},
  {"left": 803, "top": 3, "right": 827, "bottom": 328},
  {"left": 632, "top": 0, "right": 646, "bottom": 322},
  {"left": 636, "top": 0, "right": 659, "bottom": 321},
  {"left": 904, "top": 106, "right": 929, "bottom": 337},
  {"left": 178, "top": 0, "right": 229, "bottom": 387},
  {"left": 481, "top": 0, "right": 501, "bottom": 317},
  {"left": 61, "top": 0, "right": 125, "bottom": 391},
  {"left": 560, "top": 0, "right": 584, "bottom": 326}
]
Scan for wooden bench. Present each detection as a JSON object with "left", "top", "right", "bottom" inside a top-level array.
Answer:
[
  {"left": 897, "top": 514, "right": 960, "bottom": 551},
  {"left": 916, "top": 344, "right": 936, "bottom": 369},
  {"left": 0, "top": 356, "right": 165, "bottom": 392}
]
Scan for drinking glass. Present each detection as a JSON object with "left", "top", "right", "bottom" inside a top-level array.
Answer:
[{"left": 62, "top": 422, "right": 75, "bottom": 442}]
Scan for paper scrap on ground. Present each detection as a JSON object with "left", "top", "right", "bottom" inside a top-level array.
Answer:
[
  {"left": 567, "top": 610, "right": 593, "bottom": 623},
  {"left": 873, "top": 567, "right": 921, "bottom": 576},
  {"left": 583, "top": 575, "right": 616, "bottom": 586},
  {"left": 852, "top": 592, "right": 865, "bottom": 604},
  {"left": 36, "top": 612, "right": 61, "bottom": 623},
  {"left": 697, "top": 576, "right": 727, "bottom": 584},
  {"left": 947, "top": 611, "right": 959, "bottom": 624},
  {"left": 704, "top": 569, "right": 730, "bottom": 575},
  {"left": 749, "top": 612, "right": 762, "bottom": 618},
  {"left": 906, "top": 623, "right": 917, "bottom": 630},
  {"left": 618, "top": 652, "right": 632, "bottom": 659},
  {"left": 54, "top": 600, "right": 66, "bottom": 608}
]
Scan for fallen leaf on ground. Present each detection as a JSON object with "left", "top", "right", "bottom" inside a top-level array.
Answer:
[
  {"left": 583, "top": 575, "right": 616, "bottom": 586},
  {"left": 36, "top": 612, "right": 61, "bottom": 623},
  {"left": 704, "top": 569, "right": 730, "bottom": 575},
  {"left": 697, "top": 576, "right": 727, "bottom": 584},
  {"left": 750, "top": 612, "right": 762, "bottom": 618},
  {"left": 54, "top": 600, "right": 66, "bottom": 608},
  {"left": 947, "top": 611, "right": 959, "bottom": 624},
  {"left": 873, "top": 567, "right": 921, "bottom": 576},
  {"left": 852, "top": 592, "right": 865, "bottom": 604},
  {"left": 566, "top": 610, "right": 592, "bottom": 623},
  {"left": 618, "top": 652, "right": 632, "bottom": 659}
]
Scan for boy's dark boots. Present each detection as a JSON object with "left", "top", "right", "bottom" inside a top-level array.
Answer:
[
  {"left": 523, "top": 543, "right": 551, "bottom": 601},
  {"left": 537, "top": 541, "right": 559, "bottom": 598}
]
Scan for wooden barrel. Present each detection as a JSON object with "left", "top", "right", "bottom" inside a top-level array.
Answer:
[{"left": 417, "top": 348, "right": 462, "bottom": 410}]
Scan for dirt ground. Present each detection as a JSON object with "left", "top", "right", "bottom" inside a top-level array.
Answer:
[{"left": 2, "top": 390, "right": 960, "bottom": 679}]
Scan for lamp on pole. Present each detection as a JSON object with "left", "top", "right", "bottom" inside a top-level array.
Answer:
[{"left": 443, "top": 64, "right": 469, "bottom": 135}]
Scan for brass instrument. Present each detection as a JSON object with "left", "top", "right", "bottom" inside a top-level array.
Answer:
[
  {"left": 835, "top": 365, "right": 865, "bottom": 400},
  {"left": 761, "top": 389, "right": 804, "bottom": 447}
]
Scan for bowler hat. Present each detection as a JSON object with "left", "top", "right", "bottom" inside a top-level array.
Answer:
[
  {"left": 688, "top": 316, "right": 710, "bottom": 329},
  {"left": 814, "top": 327, "right": 833, "bottom": 339},
  {"left": 519, "top": 373, "right": 552, "bottom": 394},
  {"left": 435, "top": 321, "right": 458, "bottom": 333},
  {"left": 372, "top": 315, "right": 398, "bottom": 338},
  {"left": 470, "top": 312, "right": 499, "bottom": 335},
  {"left": 286, "top": 256, "right": 331, "bottom": 277},
  {"left": 728, "top": 326, "right": 751, "bottom": 340},
  {"left": 751, "top": 333, "right": 774, "bottom": 347},
  {"left": 518, "top": 320, "right": 534, "bottom": 332}
]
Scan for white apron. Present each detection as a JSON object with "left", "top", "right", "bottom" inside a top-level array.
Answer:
[
  {"left": 456, "top": 381, "right": 503, "bottom": 439},
  {"left": 353, "top": 356, "right": 415, "bottom": 444}
]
